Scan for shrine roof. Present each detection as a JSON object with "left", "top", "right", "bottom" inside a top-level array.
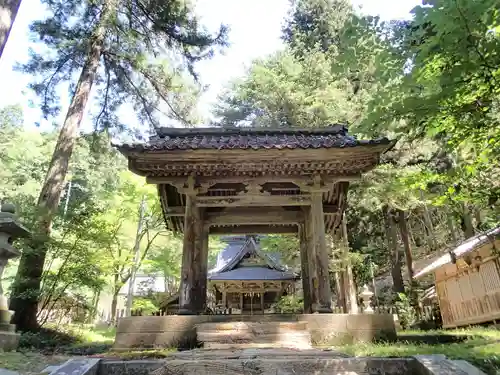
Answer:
[
  {"left": 208, "top": 235, "right": 298, "bottom": 281},
  {"left": 413, "top": 225, "right": 500, "bottom": 279},
  {"left": 116, "top": 125, "right": 393, "bottom": 152}
]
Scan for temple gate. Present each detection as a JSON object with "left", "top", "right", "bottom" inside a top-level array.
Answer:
[{"left": 116, "top": 125, "right": 394, "bottom": 315}]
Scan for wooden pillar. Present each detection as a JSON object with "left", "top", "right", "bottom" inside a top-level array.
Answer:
[
  {"left": 196, "top": 220, "right": 208, "bottom": 312},
  {"left": 240, "top": 293, "right": 243, "bottom": 313},
  {"left": 304, "top": 206, "right": 320, "bottom": 312},
  {"left": 179, "top": 193, "right": 196, "bottom": 314},
  {"left": 260, "top": 292, "right": 264, "bottom": 314},
  {"left": 341, "top": 213, "right": 359, "bottom": 313},
  {"left": 311, "top": 190, "right": 333, "bottom": 313},
  {"left": 179, "top": 182, "right": 207, "bottom": 315},
  {"left": 299, "top": 223, "right": 312, "bottom": 313}
]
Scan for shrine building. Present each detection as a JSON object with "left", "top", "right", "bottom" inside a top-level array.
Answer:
[
  {"left": 208, "top": 235, "right": 299, "bottom": 314},
  {"left": 115, "top": 125, "right": 394, "bottom": 315}
]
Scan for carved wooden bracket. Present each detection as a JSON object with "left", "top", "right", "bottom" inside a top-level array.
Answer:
[{"left": 238, "top": 182, "right": 270, "bottom": 196}]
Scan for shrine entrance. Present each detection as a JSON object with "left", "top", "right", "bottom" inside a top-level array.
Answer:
[{"left": 117, "top": 126, "right": 393, "bottom": 315}]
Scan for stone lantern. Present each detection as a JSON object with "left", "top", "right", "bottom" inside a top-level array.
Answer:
[
  {"left": 359, "top": 284, "right": 374, "bottom": 314},
  {"left": 0, "top": 202, "right": 30, "bottom": 351}
]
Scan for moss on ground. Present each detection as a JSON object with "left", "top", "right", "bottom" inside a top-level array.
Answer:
[{"left": 0, "top": 351, "right": 71, "bottom": 375}]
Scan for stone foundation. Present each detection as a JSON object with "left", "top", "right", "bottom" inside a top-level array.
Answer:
[
  {"left": 113, "top": 313, "right": 396, "bottom": 350},
  {"left": 0, "top": 330, "right": 20, "bottom": 351}
]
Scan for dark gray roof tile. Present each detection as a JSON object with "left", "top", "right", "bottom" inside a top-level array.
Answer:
[{"left": 115, "top": 126, "right": 392, "bottom": 152}]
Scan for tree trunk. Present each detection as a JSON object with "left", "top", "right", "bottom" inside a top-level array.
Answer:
[
  {"left": 474, "top": 207, "right": 483, "bottom": 231},
  {"left": 125, "top": 196, "right": 146, "bottom": 317},
  {"left": 420, "top": 192, "right": 437, "bottom": 251},
  {"left": 461, "top": 203, "right": 475, "bottom": 239},
  {"left": 397, "top": 209, "right": 414, "bottom": 281},
  {"left": 90, "top": 289, "right": 100, "bottom": 323},
  {"left": 9, "top": 0, "right": 116, "bottom": 332},
  {"left": 334, "top": 271, "right": 346, "bottom": 313},
  {"left": 110, "top": 289, "right": 119, "bottom": 324},
  {"left": 0, "top": 0, "right": 22, "bottom": 58},
  {"left": 445, "top": 209, "right": 459, "bottom": 244},
  {"left": 382, "top": 206, "right": 405, "bottom": 294},
  {"left": 397, "top": 209, "right": 419, "bottom": 308}
]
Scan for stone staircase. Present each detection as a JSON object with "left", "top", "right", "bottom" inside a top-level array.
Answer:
[{"left": 196, "top": 321, "right": 312, "bottom": 349}]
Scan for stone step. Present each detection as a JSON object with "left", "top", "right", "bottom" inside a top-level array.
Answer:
[
  {"left": 148, "top": 357, "right": 412, "bottom": 375},
  {"left": 451, "top": 360, "right": 488, "bottom": 375},
  {"left": 196, "top": 327, "right": 309, "bottom": 337},
  {"left": 166, "top": 348, "right": 350, "bottom": 360},
  {"left": 198, "top": 331, "right": 312, "bottom": 343},
  {"left": 196, "top": 320, "right": 312, "bottom": 351},
  {"left": 197, "top": 321, "right": 308, "bottom": 332},
  {"left": 204, "top": 342, "right": 312, "bottom": 350}
]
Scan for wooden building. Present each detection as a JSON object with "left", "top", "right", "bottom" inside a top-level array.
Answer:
[
  {"left": 414, "top": 226, "right": 500, "bottom": 328},
  {"left": 115, "top": 126, "right": 393, "bottom": 314},
  {"left": 209, "top": 235, "right": 298, "bottom": 314}
]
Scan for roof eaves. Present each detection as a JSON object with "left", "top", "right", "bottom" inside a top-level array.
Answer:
[{"left": 413, "top": 226, "right": 500, "bottom": 279}]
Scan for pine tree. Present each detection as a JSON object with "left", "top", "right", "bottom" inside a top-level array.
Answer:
[{"left": 9, "top": 0, "right": 227, "bottom": 331}]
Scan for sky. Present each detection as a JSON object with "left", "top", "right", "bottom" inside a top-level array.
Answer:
[{"left": 0, "top": 0, "right": 421, "bottom": 132}]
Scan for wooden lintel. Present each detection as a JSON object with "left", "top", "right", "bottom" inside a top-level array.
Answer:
[
  {"left": 146, "top": 174, "right": 360, "bottom": 186},
  {"left": 196, "top": 194, "right": 311, "bottom": 207},
  {"left": 163, "top": 205, "right": 340, "bottom": 217},
  {"left": 209, "top": 225, "right": 298, "bottom": 235},
  {"left": 206, "top": 208, "right": 303, "bottom": 226}
]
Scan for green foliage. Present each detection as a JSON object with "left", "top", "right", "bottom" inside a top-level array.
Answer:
[
  {"left": 0, "top": 107, "right": 191, "bottom": 324},
  {"left": 132, "top": 297, "right": 158, "bottom": 315},
  {"left": 260, "top": 234, "right": 300, "bottom": 267},
  {"left": 214, "top": 50, "right": 359, "bottom": 127},
  {"left": 272, "top": 295, "right": 303, "bottom": 313},
  {"left": 363, "top": 0, "right": 500, "bottom": 211},
  {"left": 394, "top": 293, "right": 417, "bottom": 330},
  {"left": 214, "top": 0, "right": 500, "bottom": 306},
  {"left": 18, "top": 324, "right": 114, "bottom": 352}
]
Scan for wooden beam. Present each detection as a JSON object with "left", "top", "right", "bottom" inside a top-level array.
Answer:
[
  {"left": 164, "top": 205, "right": 339, "bottom": 217},
  {"left": 206, "top": 208, "right": 304, "bottom": 226},
  {"left": 146, "top": 174, "right": 361, "bottom": 186},
  {"left": 209, "top": 225, "right": 298, "bottom": 235},
  {"left": 196, "top": 194, "right": 311, "bottom": 207},
  {"left": 164, "top": 206, "right": 185, "bottom": 216}
]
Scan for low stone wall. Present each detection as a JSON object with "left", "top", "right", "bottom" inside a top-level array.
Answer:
[
  {"left": 45, "top": 354, "right": 487, "bottom": 375},
  {"left": 113, "top": 313, "right": 396, "bottom": 350},
  {"left": 302, "top": 313, "right": 396, "bottom": 346}
]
